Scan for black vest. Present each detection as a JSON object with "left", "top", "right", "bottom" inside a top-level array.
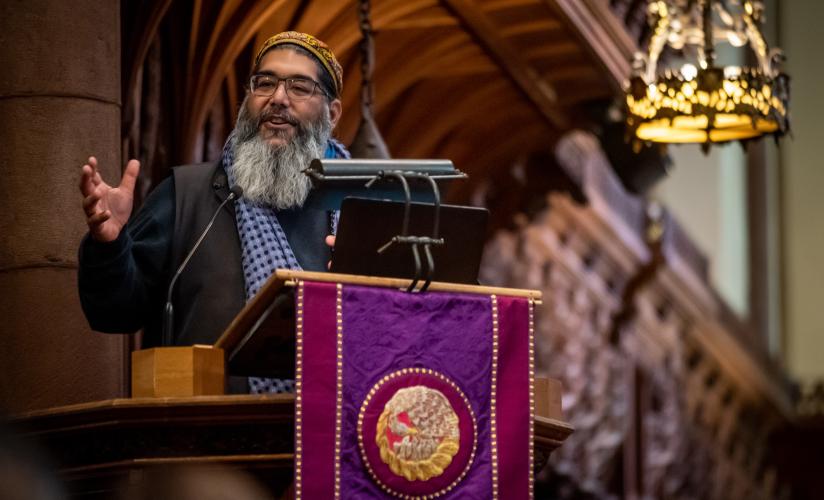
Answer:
[
  {"left": 167, "top": 162, "right": 330, "bottom": 350},
  {"left": 169, "top": 163, "right": 246, "bottom": 347}
]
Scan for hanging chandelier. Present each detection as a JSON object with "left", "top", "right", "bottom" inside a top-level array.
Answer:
[{"left": 625, "top": 0, "right": 789, "bottom": 148}]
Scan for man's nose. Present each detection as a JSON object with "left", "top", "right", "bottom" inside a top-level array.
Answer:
[{"left": 266, "top": 82, "right": 290, "bottom": 106}]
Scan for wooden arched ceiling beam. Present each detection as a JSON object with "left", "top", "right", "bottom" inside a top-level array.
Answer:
[
  {"left": 333, "top": 5, "right": 575, "bottom": 142},
  {"left": 291, "top": 0, "right": 445, "bottom": 124},
  {"left": 379, "top": 78, "right": 516, "bottom": 156},
  {"left": 415, "top": 102, "right": 543, "bottom": 166},
  {"left": 499, "top": 18, "right": 562, "bottom": 37},
  {"left": 352, "top": 37, "right": 583, "bottom": 130},
  {"left": 412, "top": 80, "right": 557, "bottom": 187},
  {"left": 542, "top": 64, "right": 600, "bottom": 85},
  {"left": 384, "top": 15, "right": 458, "bottom": 31},
  {"left": 336, "top": 31, "right": 481, "bottom": 139},
  {"left": 333, "top": 47, "right": 365, "bottom": 143},
  {"left": 224, "top": 68, "right": 240, "bottom": 126},
  {"left": 284, "top": 0, "right": 584, "bottom": 156},
  {"left": 183, "top": 0, "right": 293, "bottom": 161},
  {"left": 368, "top": 32, "right": 483, "bottom": 103},
  {"left": 201, "top": 0, "right": 245, "bottom": 67},
  {"left": 544, "top": 0, "right": 636, "bottom": 89},
  {"left": 123, "top": 0, "right": 173, "bottom": 123},
  {"left": 528, "top": 42, "right": 580, "bottom": 60},
  {"left": 451, "top": 128, "right": 552, "bottom": 172},
  {"left": 300, "top": 0, "right": 462, "bottom": 142},
  {"left": 170, "top": 0, "right": 630, "bottom": 171},
  {"left": 560, "top": 81, "right": 610, "bottom": 103},
  {"left": 445, "top": 130, "right": 550, "bottom": 183},
  {"left": 364, "top": 32, "right": 585, "bottom": 128},
  {"left": 478, "top": 0, "right": 555, "bottom": 31},
  {"left": 432, "top": 114, "right": 548, "bottom": 175},
  {"left": 439, "top": 126, "right": 552, "bottom": 203},
  {"left": 312, "top": 0, "right": 441, "bottom": 58},
  {"left": 380, "top": 78, "right": 546, "bottom": 162},
  {"left": 427, "top": 109, "right": 547, "bottom": 175},
  {"left": 483, "top": 0, "right": 539, "bottom": 13},
  {"left": 292, "top": 0, "right": 357, "bottom": 38},
  {"left": 186, "top": 0, "right": 204, "bottom": 86},
  {"left": 252, "top": 0, "right": 307, "bottom": 60},
  {"left": 434, "top": 102, "right": 552, "bottom": 161},
  {"left": 442, "top": 0, "right": 569, "bottom": 130}
]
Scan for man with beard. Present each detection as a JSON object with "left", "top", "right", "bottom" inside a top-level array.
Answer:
[{"left": 77, "top": 32, "right": 348, "bottom": 392}]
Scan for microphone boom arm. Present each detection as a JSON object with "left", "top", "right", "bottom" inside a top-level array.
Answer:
[{"left": 161, "top": 186, "right": 242, "bottom": 346}]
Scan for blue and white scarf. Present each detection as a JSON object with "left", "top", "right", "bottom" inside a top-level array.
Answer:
[{"left": 222, "top": 134, "right": 350, "bottom": 393}]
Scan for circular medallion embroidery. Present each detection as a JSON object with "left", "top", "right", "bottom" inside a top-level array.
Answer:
[
  {"left": 358, "top": 368, "right": 476, "bottom": 498},
  {"left": 377, "top": 385, "right": 459, "bottom": 480}
]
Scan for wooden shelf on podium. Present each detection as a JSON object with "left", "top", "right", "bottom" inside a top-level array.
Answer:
[{"left": 13, "top": 393, "right": 572, "bottom": 498}]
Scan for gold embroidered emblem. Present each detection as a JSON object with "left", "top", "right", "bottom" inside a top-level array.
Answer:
[{"left": 375, "top": 385, "right": 460, "bottom": 481}]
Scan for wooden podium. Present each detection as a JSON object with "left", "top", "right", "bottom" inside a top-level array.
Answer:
[
  {"left": 14, "top": 271, "right": 573, "bottom": 498},
  {"left": 131, "top": 269, "right": 546, "bottom": 396}
]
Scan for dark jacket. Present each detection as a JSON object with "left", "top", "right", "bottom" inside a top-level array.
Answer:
[{"left": 78, "top": 162, "right": 330, "bottom": 347}]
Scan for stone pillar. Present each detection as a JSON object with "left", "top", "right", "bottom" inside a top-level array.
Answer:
[{"left": 0, "top": 0, "right": 126, "bottom": 413}]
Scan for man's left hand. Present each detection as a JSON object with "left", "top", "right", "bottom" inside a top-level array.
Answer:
[{"left": 325, "top": 235, "right": 336, "bottom": 269}]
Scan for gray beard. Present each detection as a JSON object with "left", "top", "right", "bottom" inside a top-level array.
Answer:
[{"left": 231, "top": 99, "right": 331, "bottom": 209}]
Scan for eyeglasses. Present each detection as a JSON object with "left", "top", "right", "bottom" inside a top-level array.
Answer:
[{"left": 249, "top": 74, "right": 326, "bottom": 101}]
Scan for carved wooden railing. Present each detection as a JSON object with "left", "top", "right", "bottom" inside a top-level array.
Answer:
[{"left": 480, "top": 130, "right": 795, "bottom": 499}]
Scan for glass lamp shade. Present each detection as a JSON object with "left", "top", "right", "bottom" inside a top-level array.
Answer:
[
  {"left": 626, "top": 69, "right": 789, "bottom": 145},
  {"left": 625, "top": 0, "right": 789, "bottom": 147}
]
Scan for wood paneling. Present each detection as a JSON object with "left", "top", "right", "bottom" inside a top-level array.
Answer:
[
  {"left": 121, "top": 0, "right": 626, "bottom": 190},
  {"left": 13, "top": 394, "right": 571, "bottom": 497}
]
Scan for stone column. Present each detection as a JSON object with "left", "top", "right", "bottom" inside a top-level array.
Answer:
[{"left": 0, "top": 0, "right": 126, "bottom": 413}]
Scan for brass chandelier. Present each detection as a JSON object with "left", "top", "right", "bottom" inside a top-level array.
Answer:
[{"left": 626, "top": 0, "right": 789, "bottom": 148}]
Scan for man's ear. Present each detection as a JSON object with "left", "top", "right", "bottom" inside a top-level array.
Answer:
[{"left": 328, "top": 98, "right": 342, "bottom": 128}]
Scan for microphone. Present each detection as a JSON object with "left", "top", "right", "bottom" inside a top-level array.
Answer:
[{"left": 162, "top": 185, "right": 243, "bottom": 346}]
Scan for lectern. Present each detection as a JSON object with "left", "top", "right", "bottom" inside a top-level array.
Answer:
[{"left": 14, "top": 270, "right": 573, "bottom": 499}]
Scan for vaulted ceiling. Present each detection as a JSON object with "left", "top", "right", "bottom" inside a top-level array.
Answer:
[{"left": 123, "top": 0, "right": 643, "bottom": 202}]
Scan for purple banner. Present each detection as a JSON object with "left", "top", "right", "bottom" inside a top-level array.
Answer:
[
  {"left": 496, "top": 295, "right": 533, "bottom": 499},
  {"left": 296, "top": 282, "right": 534, "bottom": 499},
  {"left": 295, "top": 281, "right": 338, "bottom": 499},
  {"left": 340, "top": 285, "right": 492, "bottom": 499}
]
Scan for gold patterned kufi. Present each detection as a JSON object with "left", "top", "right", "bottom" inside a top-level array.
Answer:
[{"left": 254, "top": 31, "right": 343, "bottom": 97}]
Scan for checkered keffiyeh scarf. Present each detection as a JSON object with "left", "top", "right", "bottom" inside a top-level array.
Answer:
[{"left": 222, "top": 134, "right": 350, "bottom": 394}]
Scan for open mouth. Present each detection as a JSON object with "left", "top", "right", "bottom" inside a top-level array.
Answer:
[{"left": 261, "top": 112, "right": 297, "bottom": 128}]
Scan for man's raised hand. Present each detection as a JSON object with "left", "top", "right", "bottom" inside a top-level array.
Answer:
[{"left": 79, "top": 156, "right": 140, "bottom": 242}]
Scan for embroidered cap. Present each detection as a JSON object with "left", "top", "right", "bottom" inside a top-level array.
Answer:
[{"left": 254, "top": 31, "right": 343, "bottom": 98}]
